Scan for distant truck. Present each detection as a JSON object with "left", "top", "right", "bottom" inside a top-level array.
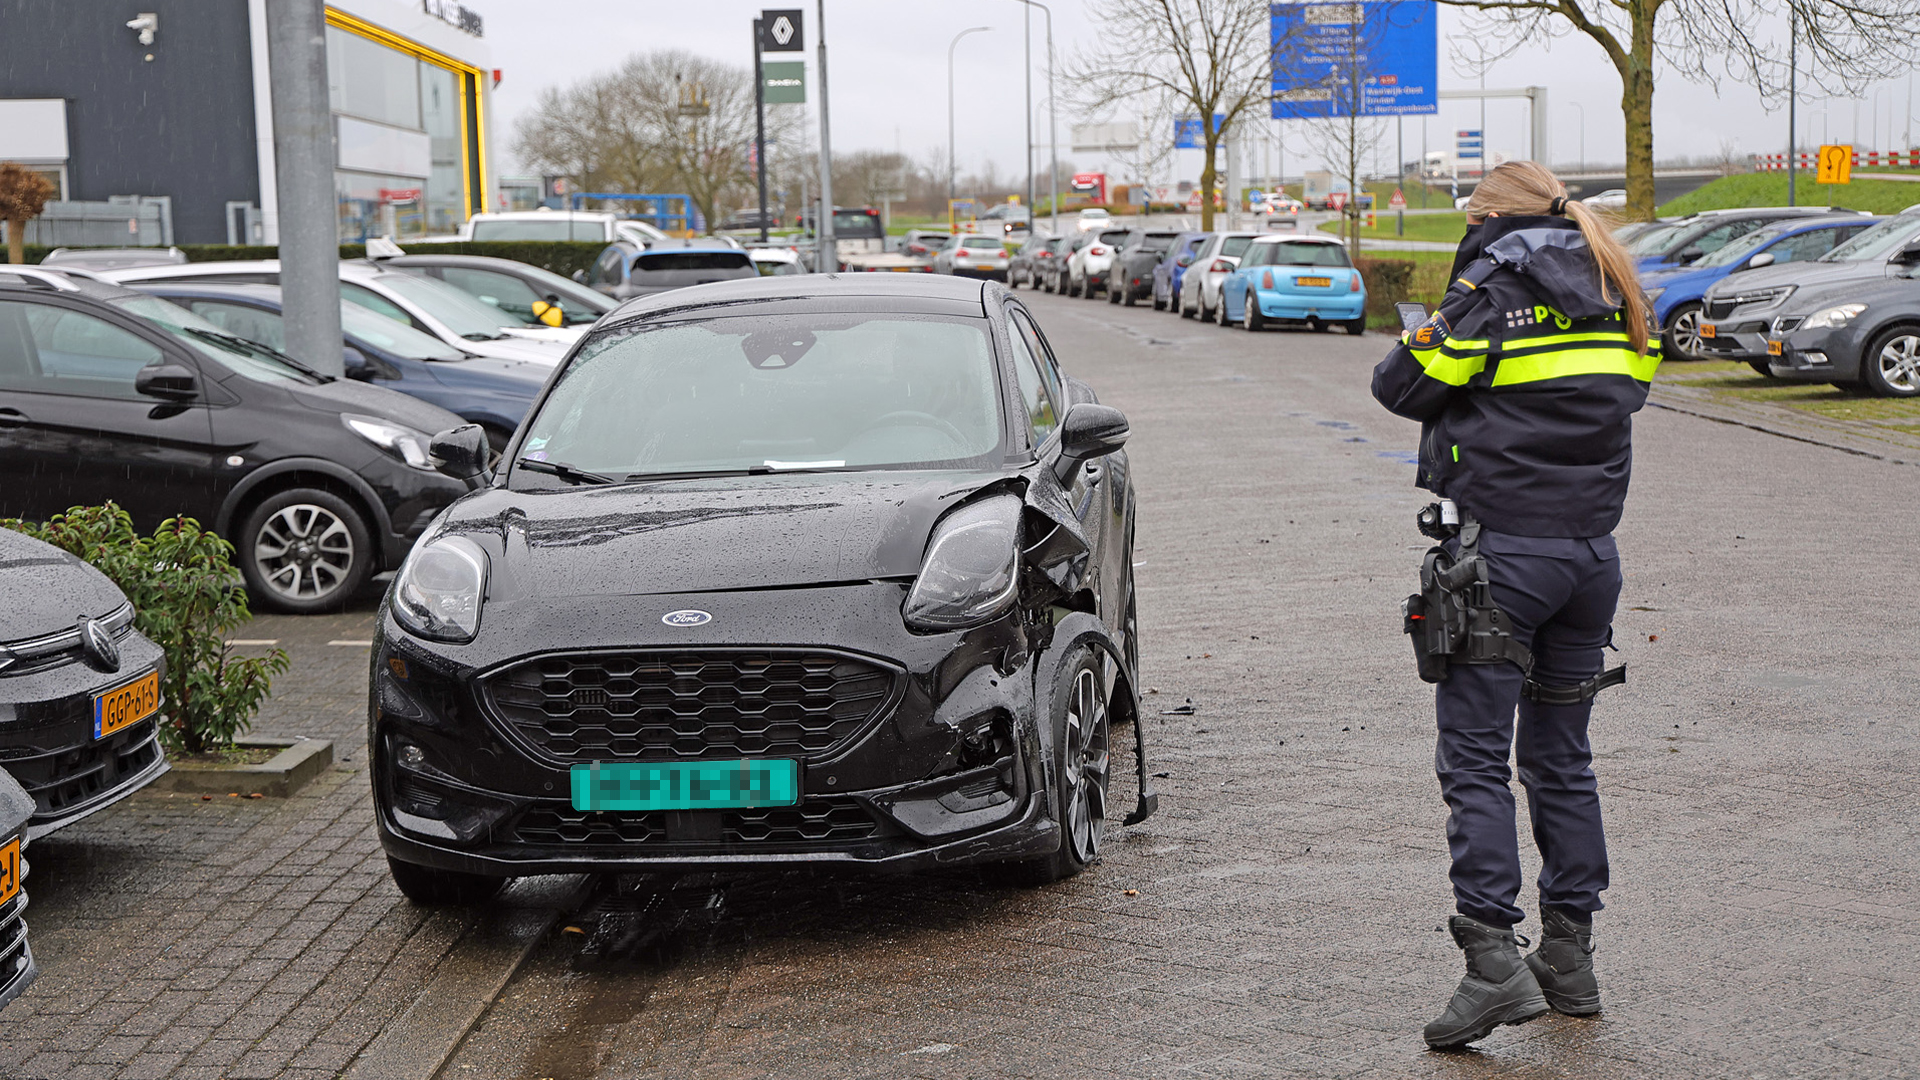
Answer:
[
  {"left": 1302, "top": 171, "right": 1375, "bottom": 212},
  {"left": 1420, "top": 149, "right": 1515, "bottom": 180}
]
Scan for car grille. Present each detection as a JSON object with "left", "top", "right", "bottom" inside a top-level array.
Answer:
[
  {"left": 0, "top": 889, "right": 28, "bottom": 1000},
  {"left": 483, "top": 649, "right": 900, "bottom": 765},
  {"left": 1704, "top": 287, "right": 1793, "bottom": 321},
  {"left": 1712, "top": 321, "right": 1769, "bottom": 335},
  {"left": 0, "top": 717, "right": 163, "bottom": 821},
  {"left": 1773, "top": 316, "right": 1804, "bottom": 335},
  {"left": 0, "top": 603, "right": 136, "bottom": 678},
  {"left": 509, "top": 795, "right": 885, "bottom": 847}
]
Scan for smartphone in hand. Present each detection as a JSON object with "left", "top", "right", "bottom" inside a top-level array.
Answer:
[{"left": 1396, "top": 302, "right": 1430, "bottom": 331}]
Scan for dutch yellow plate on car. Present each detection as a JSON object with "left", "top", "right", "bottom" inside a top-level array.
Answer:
[
  {"left": 0, "top": 837, "right": 18, "bottom": 908},
  {"left": 1700, "top": 323, "right": 1716, "bottom": 339},
  {"left": 1767, "top": 340, "right": 1784, "bottom": 356},
  {"left": 94, "top": 670, "right": 160, "bottom": 740},
  {"left": 1295, "top": 276, "right": 1332, "bottom": 287}
]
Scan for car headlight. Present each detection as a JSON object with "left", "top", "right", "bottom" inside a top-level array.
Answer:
[
  {"left": 1801, "top": 303, "right": 1867, "bottom": 330},
  {"left": 344, "top": 414, "right": 433, "bottom": 469},
  {"left": 903, "top": 495, "right": 1020, "bottom": 632},
  {"left": 392, "top": 535, "right": 488, "bottom": 642}
]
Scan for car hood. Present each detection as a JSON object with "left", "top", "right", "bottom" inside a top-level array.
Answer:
[
  {"left": 439, "top": 469, "right": 1018, "bottom": 601},
  {"left": 1702, "top": 258, "right": 1890, "bottom": 301},
  {"left": 283, "top": 374, "right": 467, "bottom": 434},
  {"left": 0, "top": 528, "right": 130, "bottom": 643}
]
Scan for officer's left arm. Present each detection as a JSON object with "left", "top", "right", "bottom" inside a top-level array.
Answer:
[{"left": 1370, "top": 288, "right": 1492, "bottom": 421}]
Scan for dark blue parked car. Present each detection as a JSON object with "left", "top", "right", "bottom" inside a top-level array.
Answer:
[
  {"left": 132, "top": 283, "right": 549, "bottom": 452},
  {"left": 1152, "top": 232, "right": 1211, "bottom": 312}
]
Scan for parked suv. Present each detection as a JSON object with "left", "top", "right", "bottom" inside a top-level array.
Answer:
[
  {"left": 0, "top": 525, "right": 169, "bottom": 840},
  {"left": 1065, "top": 227, "right": 1132, "bottom": 298},
  {"left": 584, "top": 240, "right": 759, "bottom": 300},
  {"left": 0, "top": 268, "right": 469, "bottom": 613}
]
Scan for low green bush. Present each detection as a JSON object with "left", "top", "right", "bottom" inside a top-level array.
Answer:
[
  {"left": 4, "top": 504, "right": 289, "bottom": 754},
  {"left": 1355, "top": 256, "right": 1417, "bottom": 329}
]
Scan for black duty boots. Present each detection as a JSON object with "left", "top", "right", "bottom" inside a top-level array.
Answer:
[
  {"left": 1423, "top": 915, "right": 1550, "bottom": 1049},
  {"left": 1525, "top": 908, "right": 1601, "bottom": 1015}
]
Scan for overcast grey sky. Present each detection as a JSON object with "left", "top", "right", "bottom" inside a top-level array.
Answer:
[{"left": 480, "top": 1, "right": 1920, "bottom": 183}]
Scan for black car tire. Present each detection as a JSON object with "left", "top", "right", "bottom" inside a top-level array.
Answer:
[
  {"left": 1151, "top": 290, "right": 1166, "bottom": 311},
  {"left": 237, "top": 487, "right": 375, "bottom": 614},
  {"left": 1747, "top": 360, "right": 1777, "bottom": 379},
  {"left": 1008, "top": 646, "right": 1113, "bottom": 885},
  {"left": 1181, "top": 296, "right": 1196, "bottom": 319},
  {"left": 1663, "top": 302, "right": 1706, "bottom": 361},
  {"left": 1862, "top": 326, "right": 1920, "bottom": 397},
  {"left": 1243, "top": 291, "right": 1265, "bottom": 331},
  {"left": 387, "top": 856, "right": 505, "bottom": 906},
  {"left": 1343, "top": 317, "right": 1367, "bottom": 336},
  {"left": 1109, "top": 276, "right": 1123, "bottom": 304}
]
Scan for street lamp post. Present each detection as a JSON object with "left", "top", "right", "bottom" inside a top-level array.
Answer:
[
  {"left": 998, "top": 1, "right": 1055, "bottom": 233},
  {"left": 1566, "top": 102, "right": 1585, "bottom": 174},
  {"left": 947, "top": 26, "right": 992, "bottom": 223}
]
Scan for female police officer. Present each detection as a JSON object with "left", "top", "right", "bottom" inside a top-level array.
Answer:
[{"left": 1371, "top": 161, "right": 1659, "bottom": 1049}]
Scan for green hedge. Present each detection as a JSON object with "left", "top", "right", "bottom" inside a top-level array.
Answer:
[
  {"left": 16, "top": 240, "right": 609, "bottom": 279},
  {"left": 1354, "top": 256, "right": 1417, "bottom": 329}
]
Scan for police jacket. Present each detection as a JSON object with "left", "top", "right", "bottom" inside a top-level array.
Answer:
[{"left": 1371, "top": 216, "right": 1661, "bottom": 538}]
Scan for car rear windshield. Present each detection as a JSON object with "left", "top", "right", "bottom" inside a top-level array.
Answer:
[
  {"left": 635, "top": 251, "right": 754, "bottom": 272},
  {"left": 1820, "top": 214, "right": 1920, "bottom": 261},
  {"left": 957, "top": 236, "right": 998, "bottom": 248},
  {"left": 515, "top": 314, "right": 1004, "bottom": 483},
  {"left": 469, "top": 219, "right": 609, "bottom": 242},
  {"left": 1268, "top": 241, "right": 1351, "bottom": 267},
  {"left": 832, "top": 210, "right": 885, "bottom": 239},
  {"left": 1138, "top": 234, "right": 1177, "bottom": 252}
]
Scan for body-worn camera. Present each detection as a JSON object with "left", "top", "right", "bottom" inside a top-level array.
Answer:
[{"left": 1416, "top": 499, "right": 1460, "bottom": 540}]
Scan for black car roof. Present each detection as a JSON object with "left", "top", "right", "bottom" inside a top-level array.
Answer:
[{"left": 603, "top": 272, "right": 991, "bottom": 323}]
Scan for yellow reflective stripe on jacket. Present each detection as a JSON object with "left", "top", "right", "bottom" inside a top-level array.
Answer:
[
  {"left": 1409, "top": 338, "right": 1490, "bottom": 386},
  {"left": 1490, "top": 347, "right": 1660, "bottom": 387}
]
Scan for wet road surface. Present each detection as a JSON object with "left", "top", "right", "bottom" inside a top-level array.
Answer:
[{"left": 4, "top": 286, "right": 1917, "bottom": 1079}]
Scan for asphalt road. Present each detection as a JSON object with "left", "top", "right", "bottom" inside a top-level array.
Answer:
[{"left": 5, "top": 284, "right": 1918, "bottom": 1079}]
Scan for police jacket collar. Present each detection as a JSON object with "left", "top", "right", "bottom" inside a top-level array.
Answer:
[{"left": 1468, "top": 216, "right": 1616, "bottom": 320}]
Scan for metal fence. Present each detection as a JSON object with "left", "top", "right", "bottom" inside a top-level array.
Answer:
[{"left": 16, "top": 196, "right": 174, "bottom": 247}]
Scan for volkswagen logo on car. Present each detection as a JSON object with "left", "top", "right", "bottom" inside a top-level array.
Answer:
[
  {"left": 80, "top": 617, "right": 121, "bottom": 672},
  {"left": 660, "top": 610, "right": 714, "bottom": 627}
]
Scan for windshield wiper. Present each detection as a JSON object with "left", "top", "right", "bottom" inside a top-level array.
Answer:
[
  {"left": 624, "top": 466, "right": 775, "bottom": 482},
  {"left": 183, "top": 327, "right": 333, "bottom": 381},
  {"left": 461, "top": 331, "right": 509, "bottom": 342},
  {"left": 516, "top": 457, "right": 615, "bottom": 485}
]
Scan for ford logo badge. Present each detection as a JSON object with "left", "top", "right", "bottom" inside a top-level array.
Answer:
[{"left": 661, "top": 610, "right": 713, "bottom": 627}]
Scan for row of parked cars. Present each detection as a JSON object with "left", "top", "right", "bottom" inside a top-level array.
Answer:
[
  {"left": 1000, "top": 221, "right": 1369, "bottom": 335},
  {"left": 1624, "top": 203, "right": 1920, "bottom": 396}
]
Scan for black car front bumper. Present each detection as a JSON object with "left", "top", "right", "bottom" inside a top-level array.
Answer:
[{"left": 371, "top": 583, "right": 1070, "bottom": 876}]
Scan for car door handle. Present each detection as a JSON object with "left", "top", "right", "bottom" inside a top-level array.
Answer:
[{"left": 0, "top": 408, "right": 28, "bottom": 428}]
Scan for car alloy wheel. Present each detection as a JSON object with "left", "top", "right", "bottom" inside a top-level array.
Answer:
[
  {"left": 1664, "top": 303, "right": 1705, "bottom": 360},
  {"left": 254, "top": 504, "right": 355, "bottom": 603},
  {"left": 1060, "top": 661, "right": 1112, "bottom": 866},
  {"left": 1865, "top": 329, "right": 1920, "bottom": 397},
  {"left": 1243, "top": 290, "right": 1265, "bottom": 331}
]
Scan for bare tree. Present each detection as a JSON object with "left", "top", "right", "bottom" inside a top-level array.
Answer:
[
  {"left": 0, "top": 163, "right": 54, "bottom": 265},
  {"left": 1438, "top": 0, "right": 1920, "bottom": 219},
  {"left": 1068, "top": 0, "right": 1276, "bottom": 229}
]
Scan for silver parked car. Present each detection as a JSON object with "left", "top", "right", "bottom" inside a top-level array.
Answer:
[
  {"left": 1178, "top": 231, "right": 1262, "bottom": 321},
  {"left": 931, "top": 234, "right": 1009, "bottom": 281}
]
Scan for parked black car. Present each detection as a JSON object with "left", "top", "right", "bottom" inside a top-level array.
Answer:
[
  {"left": 0, "top": 526, "right": 169, "bottom": 839},
  {"left": 1106, "top": 229, "right": 1183, "bottom": 306},
  {"left": 0, "top": 767, "right": 35, "bottom": 1010},
  {"left": 0, "top": 268, "right": 469, "bottom": 613},
  {"left": 372, "top": 274, "right": 1152, "bottom": 904},
  {"left": 1007, "top": 233, "right": 1057, "bottom": 289},
  {"left": 582, "top": 240, "right": 759, "bottom": 301},
  {"left": 373, "top": 253, "right": 615, "bottom": 330},
  {"left": 134, "top": 283, "right": 549, "bottom": 453}
]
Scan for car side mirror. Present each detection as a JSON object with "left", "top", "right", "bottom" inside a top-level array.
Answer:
[
  {"left": 1677, "top": 245, "right": 1705, "bottom": 264},
  {"left": 134, "top": 363, "right": 198, "bottom": 400},
  {"left": 1894, "top": 240, "right": 1920, "bottom": 264},
  {"left": 1743, "top": 252, "right": 1776, "bottom": 270},
  {"left": 1051, "top": 402, "right": 1130, "bottom": 485},
  {"left": 342, "top": 345, "right": 375, "bottom": 380},
  {"left": 570, "top": 269, "right": 588, "bottom": 284},
  {"left": 428, "top": 423, "right": 492, "bottom": 482}
]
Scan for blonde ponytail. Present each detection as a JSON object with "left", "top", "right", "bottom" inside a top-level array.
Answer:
[{"left": 1466, "top": 161, "right": 1650, "bottom": 355}]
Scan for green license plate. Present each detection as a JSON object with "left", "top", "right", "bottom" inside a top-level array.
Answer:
[{"left": 570, "top": 760, "right": 799, "bottom": 811}]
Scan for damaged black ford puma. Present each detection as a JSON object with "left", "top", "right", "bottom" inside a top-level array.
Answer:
[{"left": 371, "top": 274, "right": 1155, "bottom": 903}]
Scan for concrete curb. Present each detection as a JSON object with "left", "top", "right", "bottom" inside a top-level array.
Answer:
[
  {"left": 149, "top": 736, "right": 335, "bottom": 798},
  {"left": 1648, "top": 383, "right": 1920, "bottom": 465}
]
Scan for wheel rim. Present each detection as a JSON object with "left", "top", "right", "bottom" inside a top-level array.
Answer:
[
  {"left": 253, "top": 504, "right": 354, "bottom": 602},
  {"left": 1670, "top": 307, "right": 1703, "bottom": 358},
  {"left": 1062, "top": 664, "right": 1112, "bottom": 865},
  {"left": 1244, "top": 293, "right": 1257, "bottom": 328},
  {"left": 1877, "top": 334, "right": 1920, "bottom": 392}
]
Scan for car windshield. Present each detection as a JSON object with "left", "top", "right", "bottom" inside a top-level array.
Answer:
[
  {"left": 469, "top": 218, "right": 608, "bottom": 242},
  {"left": 1270, "top": 241, "right": 1352, "bottom": 267},
  {"left": 514, "top": 314, "right": 1004, "bottom": 484},
  {"left": 1138, "top": 234, "right": 1177, "bottom": 252},
  {"left": 371, "top": 272, "right": 527, "bottom": 337},
  {"left": 1820, "top": 214, "right": 1920, "bottom": 261},
  {"left": 339, "top": 303, "right": 466, "bottom": 360},
  {"left": 112, "top": 295, "right": 319, "bottom": 383},
  {"left": 1693, "top": 226, "right": 1789, "bottom": 268},
  {"left": 1626, "top": 223, "right": 1684, "bottom": 255}
]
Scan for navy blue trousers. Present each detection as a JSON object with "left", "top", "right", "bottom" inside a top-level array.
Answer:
[{"left": 1435, "top": 530, "right": 1621, "bottom": 927}]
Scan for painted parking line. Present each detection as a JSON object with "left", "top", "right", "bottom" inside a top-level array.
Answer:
[{"left": 327, "top": 640, "right": 374, "bottom": 647}]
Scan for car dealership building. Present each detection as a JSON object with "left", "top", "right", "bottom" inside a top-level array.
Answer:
[{"left": 0, "top": 0, "right": 495, "bottom": 245}]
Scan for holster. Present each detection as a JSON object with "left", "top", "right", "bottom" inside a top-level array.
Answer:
[{"left": 1402, "top": 512, "right": 1533, "bottom": 684}]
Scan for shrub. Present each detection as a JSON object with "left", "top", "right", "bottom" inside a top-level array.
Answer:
[
  {"left": 4, "top": 504, "right": 289, "bottom": 754},
  {"left": 1354, "top": 256, "right": 1417, "bottom": 329}
]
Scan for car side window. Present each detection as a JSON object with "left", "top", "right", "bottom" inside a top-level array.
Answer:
[
  {"left": 190, "top": 301, "right": 288, "bottom": 352},
  {"left": 1004, "top": 313, "right": 1058, "bottom": 444},
  {"left": 2, "top": 301, "right": 164, "bottom": 399},
  {"left": 589, "top": 248, "right": 625, "bottom": 287},
  {"left": 1010, "top": 309, "right": 1066, "bottom": 408},
  {"left": 439, "top": 267, "right": 545, "bottom": 321},
  {"left": 1776, "top": 228, "right": 1844, "bottom": 264},
  {"left": 340, "top": 282, "right": 420, "bottom": 329}
]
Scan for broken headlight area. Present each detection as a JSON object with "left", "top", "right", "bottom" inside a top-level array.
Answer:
[{"left": 871, "top": 711, "right": 1026, "bottom": 840}]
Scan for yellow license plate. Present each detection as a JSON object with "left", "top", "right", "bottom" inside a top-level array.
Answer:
[
  {"left": 1295, "top": 276, "right": 1332, "bottom": 287},
  {"left": 1700, "top": 323, "right": 1716, "bottom": 338},
  {"left": 0, "top": 837, "right": 18, "bottom": 908},
  {"left": 1767, "top": 340, "right": 1783, "bottom": 356},
  {"left": 94, "top": 670, "right": 160, "bottom": 740}
]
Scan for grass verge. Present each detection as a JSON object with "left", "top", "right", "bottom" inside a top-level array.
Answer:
[
  {"left": 1321, "top": 211, "right": 1470, "bottom": 245},
  {"left": 1658, "top": 173, "right": 1920, "bottom": 217}
]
